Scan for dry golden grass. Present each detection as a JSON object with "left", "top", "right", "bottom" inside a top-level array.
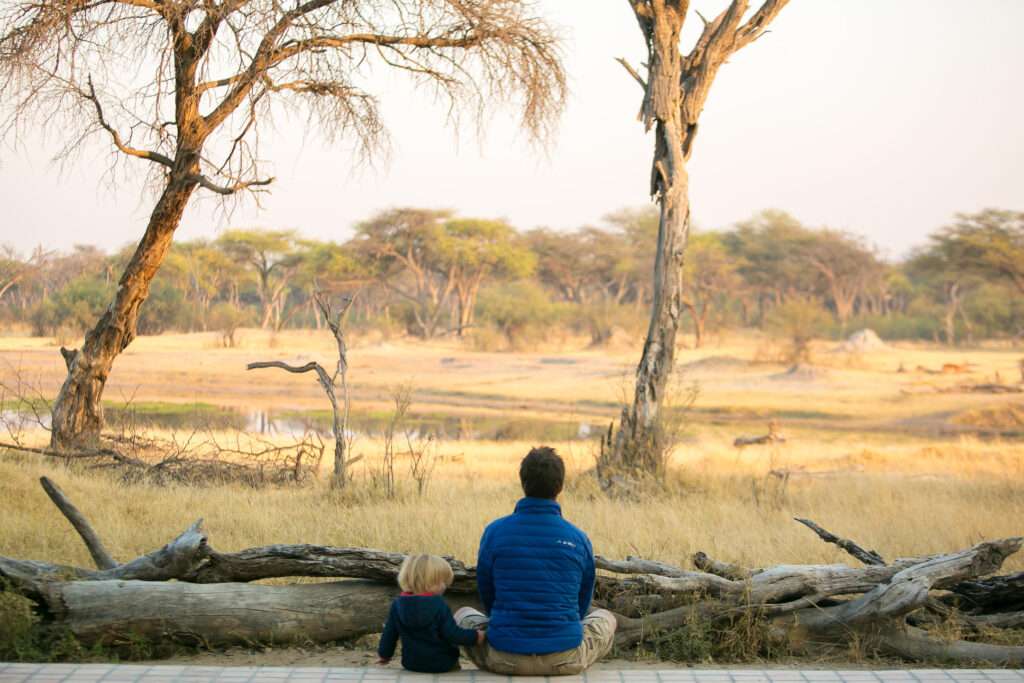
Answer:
[
  {"left": 2, "top": 429, "right": 1022, "bottom": 574},
  {"left": 2, "top": 330, "right": 1023, "bottom": 576}
]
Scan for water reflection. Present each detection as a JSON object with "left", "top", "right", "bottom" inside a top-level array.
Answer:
[
  {"left": 3, "top": 406, "right": 595, "bottom": 442},
  {"left": 244, "top": 409, "right": 594, "bottom": 442}
]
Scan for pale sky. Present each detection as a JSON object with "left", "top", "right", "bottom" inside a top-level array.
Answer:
[{"left": 1, "top": 0, "right": 1022, "bottom": 259}]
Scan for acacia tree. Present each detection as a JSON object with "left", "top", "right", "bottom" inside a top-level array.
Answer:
[
  {"left": 0, "top": 246, "right": 49, "bottom": 302},
  {"left": 356, "top": 208, "right": 455, "bottom": 339},
  {"left": 0, "top": 0, "right": 565, "bottom": 448},
  {"left": 611, "top": 0, "right": 789, "bottom": 473},
  {"left": 525, "top": 229, "right": 591, "bottom": 303},
  {"left": 941, "top": 210, "right": 1024, "bottom": 295},
  {"left": 680, "top": 232, "right": 738, "bottom": 347},
  {"left": 803, "top": 230, "right": 881, "bottom": 329},
  {"left": 441, "top": 219, "right": 534, "bottom": 335},
  {"left": 170, "top": 240, "right": 239, "bottom": 330},
  {"left": 219, "top": 229, "right": 305, "bottom": 330},
  {"left": 604, "top": 207, "right": 659, "bottom": 309}
]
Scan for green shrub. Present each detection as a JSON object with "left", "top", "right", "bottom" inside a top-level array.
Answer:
[
  {"left": 571, "top": 301, "right": 645, "bottom": 347},
  {"left": 27, "top": 276, "right": 115, "bottom": 338},
  {"left": 475, "top": 281, "right": 557, "bottom": 349},
  {"left": 764, "top": 297, "right": 832, "bottom": 364},
  {"left": 208, "top": 302, "right": 252, "bottom": 347},
  {"left": 137, "top": 279, "right": 189, "bottom": 334}
]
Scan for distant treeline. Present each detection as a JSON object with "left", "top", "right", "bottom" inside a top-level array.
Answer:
[{"left": 2, "top": 207, "right": 1022, "bottom": 349}]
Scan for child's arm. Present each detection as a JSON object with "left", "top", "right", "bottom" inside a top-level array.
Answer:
[
  {"left": 377, "top": 603, "right": 399, "bottom": 663},
  {"left": 439, "top": 605, "right": 481, "bottom": 647}
]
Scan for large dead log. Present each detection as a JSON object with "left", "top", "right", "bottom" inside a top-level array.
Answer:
[{"left": 37, "top": 579, "right": 477, "bottom": 647}]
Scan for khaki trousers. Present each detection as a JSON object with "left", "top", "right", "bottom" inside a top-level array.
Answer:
[{"left": 454, "top": 607, "right": 616, "bottom": 676}]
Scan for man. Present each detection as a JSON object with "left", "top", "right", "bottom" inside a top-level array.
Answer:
[{"left": 455, "top": 447, "right": 617, "bottom": 675}]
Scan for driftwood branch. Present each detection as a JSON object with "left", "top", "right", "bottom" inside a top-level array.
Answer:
[
  {"left": 39, "top": 476, "right": 117, "bottom": 570},
  {"left": 795, "top": 517, "right": 886, "bottom": 566},
  {"left": 596, "top": 555, "right": 688, "bottom": 577},
  {"left": 692, "top": 551, "right": 757, "bottom": 579}
]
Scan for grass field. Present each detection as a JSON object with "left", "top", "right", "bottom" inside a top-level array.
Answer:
[
  {"left": 2, "top": 330, "right": 1024, "bottom": 665},
  {"left": 2, "top": 329, "right": 1023, "bottom": 574}
]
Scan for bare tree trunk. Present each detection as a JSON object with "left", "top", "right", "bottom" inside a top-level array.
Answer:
[
  {"left": 50, "top": 176, "right": 197, "bottom": 449},
  {"left": 683, "top": 300, "right": 707, "bottom": 348},
  {"left": 944, "top": 282, "right": 961, "bottom": 346},
  {"left": 608, "top": 1, "right": 789, "bottom": 476}
]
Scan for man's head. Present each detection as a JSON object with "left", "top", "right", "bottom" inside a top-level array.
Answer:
[{"left": 519, "top": 446, "right": 565, "bottom": 499}]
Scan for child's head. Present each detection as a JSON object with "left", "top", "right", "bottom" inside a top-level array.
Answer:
[{"left": 398, "top": 553, "right": 454, "bottom": 594}]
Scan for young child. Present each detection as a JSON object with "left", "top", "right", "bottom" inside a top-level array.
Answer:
[{"left": 377, "top": 554, "right": 485, "bottom": 673}]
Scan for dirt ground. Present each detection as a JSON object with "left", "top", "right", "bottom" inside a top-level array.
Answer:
[
  {"left": 155, "top": 644, "right": 876, "bottom": 670},
  {"left": 2, "top": 329, "right": 1023, "bottom": 438}
]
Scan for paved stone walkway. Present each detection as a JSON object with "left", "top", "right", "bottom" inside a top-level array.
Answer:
[{"left": 1, "top": 667, "right": 1022, "bottom": 683}]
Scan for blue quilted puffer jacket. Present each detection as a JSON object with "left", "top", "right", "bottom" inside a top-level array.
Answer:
[{"left": 476, "top": 497, "right": 595, "bottom": 655}]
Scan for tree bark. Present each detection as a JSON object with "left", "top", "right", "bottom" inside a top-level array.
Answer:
[{"left": 50, "top": 176, "right": 197, "bottom": 449}]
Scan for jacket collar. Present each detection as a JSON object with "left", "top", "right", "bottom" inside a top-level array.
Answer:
[{"left": 514, "top": 497, "right": 562, "bottom": 515}]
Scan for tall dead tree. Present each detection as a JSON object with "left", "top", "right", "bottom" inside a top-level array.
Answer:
[
  {"left": 248, "top": 292, "right": 356, "bottom": 488},
  {"left": 0, "top": 0, "right": 565, "bottom": 450},
  {"left": 610, "top": 0, "right": 789, "bottom": 473}
]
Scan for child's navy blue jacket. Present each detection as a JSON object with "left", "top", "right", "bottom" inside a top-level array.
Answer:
[
  {"left": 378, "top": 594, "right": 477, "bottom": 673},
  {"left": 476, "top": 497, "right": 595, "bottom": 655}
]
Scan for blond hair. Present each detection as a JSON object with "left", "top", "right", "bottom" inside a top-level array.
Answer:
[{"left": 398, "top": 554, "right": 455, "bottom": 594}]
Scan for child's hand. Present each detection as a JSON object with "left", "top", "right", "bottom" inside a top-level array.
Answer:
[
  {"left": 476, "top": 630, "right": 486, "bottom": 645},
  {"left": 376, "top": 658, "right": 390, "bottom": 666}
]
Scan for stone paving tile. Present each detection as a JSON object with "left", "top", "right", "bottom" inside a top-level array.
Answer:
[{"left": 0, "top": 668, "right": 1023, "bottom": 683}]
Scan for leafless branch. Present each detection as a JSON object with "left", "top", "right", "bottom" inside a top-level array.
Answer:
[
  {"left": 191, "top": 173, "right": 275, "bottom": 195},
  {"left": 615, "top": 57, "right": 646, "bottom": 91},
  {"left": 83, "top": 77, "right": 173, "bottom": 168}
]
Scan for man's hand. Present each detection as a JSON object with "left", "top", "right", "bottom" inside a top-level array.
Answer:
[{"left": 476, "top": 630, "right": 487, "bottom": 645}]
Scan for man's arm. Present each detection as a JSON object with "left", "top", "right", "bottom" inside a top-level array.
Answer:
[
  {"left": 477, "top": 527, "right": 496, "bottom": 615},
  {"left": 578, "top": 536, "right": 595, "bottom": 619}
]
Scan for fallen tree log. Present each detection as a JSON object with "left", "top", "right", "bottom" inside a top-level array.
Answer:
[
  {"left": 36, "top": 579, "right": 482, "bottom": 648},
  {"left": 951, "top": 571, "right": 1024, "bottom": 612},
  {"left": 185, "top": 544, "right": 477, "bottom": 593},
  {"left": 2, "top": 477, "right": 1023, "bottom": 664}
]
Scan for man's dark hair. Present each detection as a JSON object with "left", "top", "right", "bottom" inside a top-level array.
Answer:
[{"left": 519, "top": 446, "right": 565, "bottom": 499}]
